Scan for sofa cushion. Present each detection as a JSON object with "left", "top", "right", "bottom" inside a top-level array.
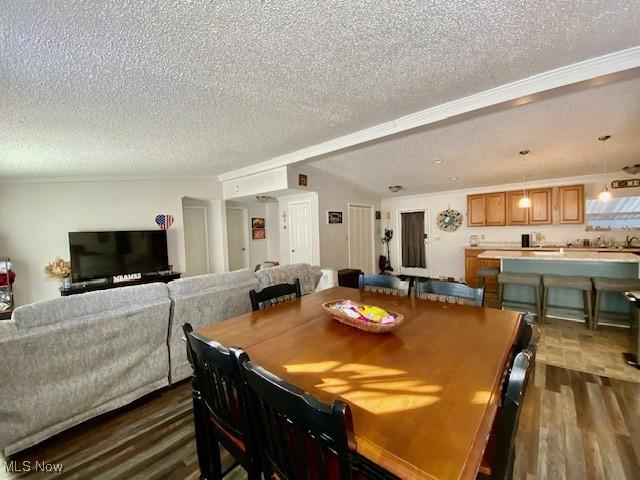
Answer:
[
  {"left": 12, "top": 283, "right": 170, "bottom": 329},
  {"left": 255, "top": 264, "right": 322, "bottom": 295},
  {"left": 167, "top": 269, "right": 255, "bottom": 297},
  {"left": 167, "top": 272, "right": 259, "bottom": 383},
  {"left": 0, "top": 285, "right": 171, "bottom": 456},
  {"left": 0, "top": 320, "right": 17, "bottom": 335}
]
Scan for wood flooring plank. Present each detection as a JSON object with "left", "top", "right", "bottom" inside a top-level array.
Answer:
[
  {"left": 585, "top": 382, "right": 627, "bottom": 480},
  {"left": 582, "top": 430, "right": 607, "bottom": 480},
  {"left": 615, "top": 434, "right": 640, "bottom": 480},
  {"left": 4, "top": 362, "right": 640, "bottom": 480}
]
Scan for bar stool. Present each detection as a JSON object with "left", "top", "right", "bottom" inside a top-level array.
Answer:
[
  {"left": 498, "top": 272, "right": 542, "bottom": 317},
  {"left": 477, "top": 266, "right": 499, "bottom": 306},
  {"left": 542, "top": 274, "right": 593, "bottom": 326},
  {"left": 592, "top": 277, "right": 640, "bottom": 330}
]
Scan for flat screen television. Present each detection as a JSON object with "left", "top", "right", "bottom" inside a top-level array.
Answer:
[{"left": 69, "top": 230, "right": 169, "bottom": 282}]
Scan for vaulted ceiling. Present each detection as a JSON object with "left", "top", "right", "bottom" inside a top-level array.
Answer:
[
  {"left": 2, "top": 1, "right": 640, "bottom": 181},
  {"left": 309, "top": 75, "right": 640, "bottom": 196}
]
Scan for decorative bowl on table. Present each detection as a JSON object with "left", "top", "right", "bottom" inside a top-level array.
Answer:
[{"left": 321, "top": 299, "right": 403, "bottom": 334}]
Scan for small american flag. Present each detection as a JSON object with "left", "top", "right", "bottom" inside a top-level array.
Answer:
[{"left": 155, "top": 214, "right": 174, "bottom": 230}]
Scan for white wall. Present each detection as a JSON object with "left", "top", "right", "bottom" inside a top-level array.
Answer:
[
  {"left": 265, "top": 202, "right": 280, "bottom": 261},
  {"left": 381, "top": 172, "right": 639, "bottom": 281},
  {"left": 288, "top": 166, "right": 382, "bottom": 270},
  {"left": 0, "top": 177, "right": 223, "bottom": 305}
]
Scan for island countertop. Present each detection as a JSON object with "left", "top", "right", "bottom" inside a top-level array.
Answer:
[
  {"left": 465, "top": 246, "right": 640, "bottom": 253},
  {"left": 478, "top": 250, "right": 640, "bottom": 263}
]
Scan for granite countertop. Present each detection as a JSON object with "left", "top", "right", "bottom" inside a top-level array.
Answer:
[
  {"left": 478, "top": 250, "right": 640, "bottom": 263},
  {"left": 465, "top": 245, "right": 640, "bottom": 253}
]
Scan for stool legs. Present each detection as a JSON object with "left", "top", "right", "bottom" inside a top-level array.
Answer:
[
  {"left": 535, "top": 285, "right": 542, "bottom": 320},
  {"left": 541, "top": 287, "right": 549, "bottom": 323},
  {"left": 584, "top": 290, "right": 594, "bottom": 329},
  {"left": 593, "top": 290, "right": 602, "bottom": 331}
]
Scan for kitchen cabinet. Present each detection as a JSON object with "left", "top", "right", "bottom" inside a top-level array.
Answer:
[
  {"left": 558, "top": 184, "right": 584, "bottom": 224},
  {"left": 529, "top": 188, "right": 552, "bottom": 224},
  {"left": 506, "top": 191, "right": 529, "bottom": 225},
  {"left": 485, "top": 192, "right": 506, "bottom": 226},
  {"left": 467, "top": 194, "right": 486, "bottom": 226},
  {"left": 468, "top": 183, "right": 583, "bottom": 227}
]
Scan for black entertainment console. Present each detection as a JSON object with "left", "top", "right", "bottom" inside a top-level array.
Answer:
[{"left": 60, "top": 272, "right": 181, "bottom": 296}]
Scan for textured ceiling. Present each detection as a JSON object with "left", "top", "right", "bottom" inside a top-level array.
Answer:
[
  {"left": 309, "top": 76, "right": 640, "bottom": 196},
  {"left": 2, "top": 1, "right": 640, "bottom": 179}
]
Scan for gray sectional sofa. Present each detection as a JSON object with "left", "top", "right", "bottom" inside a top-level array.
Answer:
[{"left": 0, "top": 263, "right": 321, "bottom": 456}]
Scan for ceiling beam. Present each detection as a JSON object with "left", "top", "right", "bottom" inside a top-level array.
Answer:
[{"left": 218, "top": 45, "right": 640, "bottom": 182}]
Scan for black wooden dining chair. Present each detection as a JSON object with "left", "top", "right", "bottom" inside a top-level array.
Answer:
[
  {"left": 415, "top": 279, "right": 484, "bottom": 307},
  {"left": 183, "top": 323, "right": 261, "bottom": 480},
  {"left": 515, "top": 312, "right": 540, "bottom": 352},
  {"left": 250, "top": 278, "right": 302, "bottom": 311},
  {"left": 240, "top": 359, "right": 355, "bottom": 479},
  {"left": 477, "top": 346, "right": 537, "bottom": 480},
  {"left": 358, "top": 273, "right": 412, "bottom": 297}
]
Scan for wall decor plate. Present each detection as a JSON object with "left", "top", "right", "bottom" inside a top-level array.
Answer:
[
  {"left": 437, "top": 208, "right": 462, "bottom": 232},
  {"left": 155, "top": 214, "right": 174, "bottom": 230}
]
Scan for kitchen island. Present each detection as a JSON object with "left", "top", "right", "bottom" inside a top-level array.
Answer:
[{"left": 479, "top": 250, "right": 640, "bottom": 325}]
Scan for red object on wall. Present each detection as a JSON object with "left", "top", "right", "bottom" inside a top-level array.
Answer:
[{"left": 0, "top": 271, "right": 15, "bottom": 286}]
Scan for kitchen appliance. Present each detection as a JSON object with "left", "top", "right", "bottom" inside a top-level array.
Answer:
[{"left": 521, "top": 234, "right": 531, "bottom": 248}]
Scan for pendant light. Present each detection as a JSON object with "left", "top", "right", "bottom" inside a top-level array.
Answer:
[
  {"left": 518, "top": 150, "right": 531, "bottom": 208},
  {"left": 597, "top": 135, "right": 612, "bottom": 203}
]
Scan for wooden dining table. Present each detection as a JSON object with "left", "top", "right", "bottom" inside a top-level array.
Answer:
[{"left": 197, "top": 287, "right": 521, "bottom": 480}]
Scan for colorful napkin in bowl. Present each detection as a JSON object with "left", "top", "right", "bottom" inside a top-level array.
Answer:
[{"left": 331, "top": 300, "right": 395, "bottom": 324}]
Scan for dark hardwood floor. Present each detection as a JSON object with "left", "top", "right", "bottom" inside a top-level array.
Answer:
[{"left": 3, "top": 363, "right": 639, "bottom": 479}]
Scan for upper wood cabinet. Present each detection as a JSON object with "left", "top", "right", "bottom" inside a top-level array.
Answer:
[
  {"left": 558, "top": 184, "right": 584, "bottom": 224},
  {"left": 467, "top": 184, "right": 584, "bottom": 227},
  {"left": 467, "top": 194, "right": 486, "bottom": 226},
  {"left": 506, "top": 191, "right": 529, "bottom": 225},
  {"left": 529, "top": 188, "right": 552, "bottom": 224},
  {"left": 485, "top": 192, "right": 506, "bottom": 226}
]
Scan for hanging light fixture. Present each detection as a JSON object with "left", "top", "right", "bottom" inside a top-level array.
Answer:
[
  {"left": 597, "top": 135, "right": 612, "bottom": 203},
  {"left": 518, "top": 150, "right": 531, "bottom": 208}
]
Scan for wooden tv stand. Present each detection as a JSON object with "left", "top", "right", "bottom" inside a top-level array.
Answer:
[{"left": 60, "top": 272, "right": 181, "bottom": 296}]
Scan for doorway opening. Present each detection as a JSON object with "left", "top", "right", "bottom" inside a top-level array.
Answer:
[
  {"left": 182, "top": 198, "right": 211, "bottom": 277},
  {"left": 397, "top": 209, "right": 431, "bottom": 277},
  {"left": 226, "top": 207, "right": 250, "bottom": 271},
  {"left": 348, "top": 204, "right": 375, "bottom": 274}
]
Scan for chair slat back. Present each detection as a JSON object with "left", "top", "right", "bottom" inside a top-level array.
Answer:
[
  {"left": 491, "top": 346, "right": 537, "bottom": 480},
  {"left": 183, "top": 324, "right": 251, "bottom": 449},
  {"left": 515, "top": 313, "right": 540, "bottom": 352},
  {"left": 358, "top": 274, "right": 411, "bottom": 297},
  {"left": 415, "top": 279, "right": 484, "bottom": 307},
  {"left": 250, "top": 278, "right": 302, "bottom": 311},
  {"left": 241, "top": 360, "right": 354, "bottom": 480}
]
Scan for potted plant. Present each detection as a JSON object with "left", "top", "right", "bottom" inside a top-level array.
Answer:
[{"left": 44, "top": 257, "right": 72, "bottom": 289}]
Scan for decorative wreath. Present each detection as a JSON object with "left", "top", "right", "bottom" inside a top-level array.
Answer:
[{"left": 437, "top": 208, "right": 463, "bottom": 232}]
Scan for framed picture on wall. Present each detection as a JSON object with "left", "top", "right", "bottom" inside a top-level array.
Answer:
[
  {"left": 298, "top": 174, "right": 308, "bottom": 187},
  {"left": 327, "top": 211, "right": 343, "bottom": 224},
  {"left": 252, "top": 228, "right": 266, "bottom": 240},
  {"left": 251, "top": 217, "right": 265, "bottom": 229}
]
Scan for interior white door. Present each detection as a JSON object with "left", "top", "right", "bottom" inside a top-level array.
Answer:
[
  {"left": 183, "top": 206, "right": 210, "bottom": 276},
  {"left": 348, "top": 205, "right": 374, "bottom": 273},
  {"left": 289, "top": 201, "right": 312, "bottom": 264},
  {"left": 226, "top": 208, "right": 248, "bottom": 271},
  {"left": 397, "top": 209, "right": 431, "bottom": 277}
]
